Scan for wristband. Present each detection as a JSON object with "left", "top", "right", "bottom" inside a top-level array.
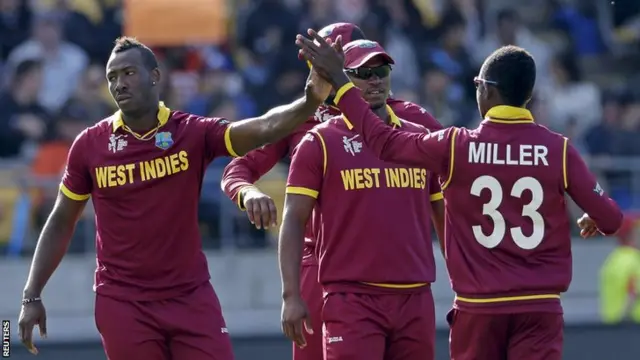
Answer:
[{"left": 22, "top": 297, "right": 42, "bottom": 306}]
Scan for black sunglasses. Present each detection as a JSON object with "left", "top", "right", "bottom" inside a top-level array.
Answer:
[{"left": 345, "top": 65, "right": 392, "bottom": 80}]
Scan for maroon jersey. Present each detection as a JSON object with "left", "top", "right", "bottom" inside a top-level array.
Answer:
[
  {"left": 286, "top": 104, "right": 443, "bottom": 294},
  {"left": 221, "top": 104, "right": 341, "bottom": 265},
  {"left": 333, "top": 83, "right": 624, "bottom": 312},
  {"left": 60, "top": 102, "right": 235, "bottom": 301},
  {"left": 222, "top": 99, "right": 442, "bottom": 265}
]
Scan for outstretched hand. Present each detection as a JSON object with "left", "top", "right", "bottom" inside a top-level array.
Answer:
[{"left": 296, "top": 29, "right": 350, "bottom": 88}]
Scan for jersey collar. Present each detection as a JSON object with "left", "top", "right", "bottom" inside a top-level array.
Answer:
[
  {"left": 484, "top": 105, "right": 534, "bottom": 124},
  {"left": 112, "top": 101, "right": 172, "bottom": 132},
  {"left": 343, "top": 104, "right": 401, "bottom": 130}
]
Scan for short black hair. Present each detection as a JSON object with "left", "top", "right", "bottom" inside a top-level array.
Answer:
[
  {"left": 483, "top": 45, "right": 536, "bottom": 106},
  {"left": 112, "top": 36, "right": 159, "bottom": 70}
]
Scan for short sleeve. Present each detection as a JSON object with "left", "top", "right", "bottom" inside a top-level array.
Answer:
[
  {"left": 428, "top": 175, "right": 443, "bottom": 202},
  {"left": 286, "top": 131, "right": 325, "bottom": 199},
  {"left": 60, "top": 130, "right": 92, "bottom": 201},
  {"left": 201, "top": 116, "right": 235, "bottom": 162}
]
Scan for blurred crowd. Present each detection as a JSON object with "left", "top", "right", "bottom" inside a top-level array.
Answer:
[{"left": 1, "top": 0, "right": 640, "bottom": 255}]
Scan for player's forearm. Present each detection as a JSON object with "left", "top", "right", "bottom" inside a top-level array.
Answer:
[
  {"left": 334, "top": 84, "right": 431, "bottom": 168},
  {"left": 228, "top": 96, "right": 321, "bottom": 156},
  {"left": 582, "top": 197, "right": 623, "bottom": 236},
  {"left": 566, "top": 150, "right": 624, "bottom": 235},
  {"left": 221, "top": 160, "right": 260, "bottom": 205},
  {"left": 23, "top": 211, "right": 78, "bottom": 298},
  {"left": 221, "top": 145, "right": 286, "bottom": 204},
  {"left": 278, "top": 215, "right": 306, "bottom": 300}
]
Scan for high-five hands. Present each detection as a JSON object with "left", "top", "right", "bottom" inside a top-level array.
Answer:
[{"left": 295, "top": 29, "right": 350, "bottom": 88}]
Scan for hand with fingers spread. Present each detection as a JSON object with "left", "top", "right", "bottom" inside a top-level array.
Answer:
[
  {"left": 281, "top": 295, "right": 313, "bottom": 349},
  {"left": 18, "top": 300, "right": 47, "bottom": 355},
  {"left": 241, "top": 187, "right": 278, "bottom": 230},
  {"left": 577, "top": 214, "right": 601, "bottom": 238},
  {"left": 295, "top": 29, "right": 350, "bottom": 89}
]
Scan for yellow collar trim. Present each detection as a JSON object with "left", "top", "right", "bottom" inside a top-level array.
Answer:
[
  {"left": 387, "top": 104, "right": 402, "bottom": 127},
  {"left": 112, "top": 101, "right": 171, "bottom": 132},
  {"left": 485, "top": 105, "right": 534, "bottom": 124},
  {"left": 343, "top": 104, "right": 402, "bottom": 130}
]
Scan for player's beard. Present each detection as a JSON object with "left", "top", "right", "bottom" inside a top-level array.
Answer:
[{"left": 370, "top": 102, "right": 386, "bottom": 110}]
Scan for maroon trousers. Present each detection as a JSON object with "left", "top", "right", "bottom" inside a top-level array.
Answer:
[
  {"left": 322, "top": 289, "right": 435, "bottom": 360},
  {"left": 95, "top": 282, "right": 234, "bottom": 360},
  {"left": 293, "top": 263, "right": 324, "bottom": 360},
  {"left": 448, "top": 309, "right": 563, "bottom": 360}
]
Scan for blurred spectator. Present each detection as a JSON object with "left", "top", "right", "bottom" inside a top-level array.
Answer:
[
  {"left": 546, "top": 52, "right": 601, "bottom": 139},
  {"left": 599, "top": 214, "right": 640, "bottom": 324},
  {"left": 236, "top": 0, "right": 305, "bottom": 112},
  {"left": 7, "top": 11, "right": 88, "bottom": 112},
  {"left": 421, "top": 67, "right": 466, "bottom": 127},
  {"left": 550, "top": 0, "right": 607, "bottom": 56},
  {"left": 65, "top": 63, "right": 114, "bottom": 123},
  {"left": 0, "top": 0, "right": 32, "bottom": 61},
  {"left": 423, "top": 11, "right": 476, "bottom": 105},
  {"left": 0, "top": 59, "right": 49, "bottom": 158},
  {"left": 30, "top": 101, "right": 86, "bottom": 214},
  {"left": 378, "top": 0, "right": 423, "bottom": 92},
  {"left": 60, "top": 0, "right": 123, "bottom": 63},
  {"left": 473, "top": 8, "right": 552, "bottom": 88},
  {"left": 585, "top": 91, "right": 631, "bottom": 157}
]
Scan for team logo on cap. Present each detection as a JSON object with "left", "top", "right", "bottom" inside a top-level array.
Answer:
[
  {"left": 319, "top": 25, "right": 337, "bottom": 37},
  {"left": 355, "top": 40, "right": 377, "bottom": 48}
]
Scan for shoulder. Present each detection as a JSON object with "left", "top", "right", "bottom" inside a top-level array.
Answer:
[
  {"left": 82, "top": 116, "right": 114, "bottom": 141},
  {"left": 309, "top": 116, "right": 345, "bottom": 134},
  {"left": 310, "top": 106, "right": 339, "bottom": 124},
  {"left": 171, "top": 110, "right": 230, "bottom": 128},
  {"left": 398, "top": 120, "right": 430, "bottom": 134},
  {"left": 534, "top": 123, "right": 569, "bottom": 145},
  {"left": 388, "top": 99, "right": 442, "bottom": 131}
]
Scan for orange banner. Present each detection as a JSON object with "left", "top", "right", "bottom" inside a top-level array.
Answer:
[{"left": 124, "top": 0, "right": 227, "bottom": 46}]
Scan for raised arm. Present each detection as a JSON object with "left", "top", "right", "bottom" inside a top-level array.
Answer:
[
  {"left": 564, "top": 139, "right": 623, "bottom": 235},
  {"left": 279, "top": 132, "right": 323, "bottom": 348},
  {"left": 19, "top": 131, "right": 91, "bottom": 353},
  {"left": 333, "top": 82, "right": 454, "bottom": 175},
  {"left": 225, "top": 71, "right": 330, "bottom": 156}
]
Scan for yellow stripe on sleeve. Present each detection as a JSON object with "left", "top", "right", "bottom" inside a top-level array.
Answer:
[
  {"left": 429, "top": 192, "right": 443, "bottom": 202},
  {"left": 60, "top": 184, "right": 90, "bottom": 201},
  {"left": 224, "top": 125, "right": 239, "bottom": 157},
  {"left": 310, "top": 130, "right": 328, "bottom": 175},
  {"left": 237, "top": 185, "right": 257, "bottom": 211},
  {"left": 333, "top": 82, "right": 355, "bottom": 105},
  {"left": 441, "top": 128, "right": 459, "bottom": 190},
  {"left": 286, "top": 186, "right": 319, "bottom": 199},
  {"left": 562, "top": 137, "right": 568, "bottom": 189}
]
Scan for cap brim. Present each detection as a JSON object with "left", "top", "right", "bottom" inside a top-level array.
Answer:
[{"left": 345, "top": 52, "right": 395, "bottom": 69}]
